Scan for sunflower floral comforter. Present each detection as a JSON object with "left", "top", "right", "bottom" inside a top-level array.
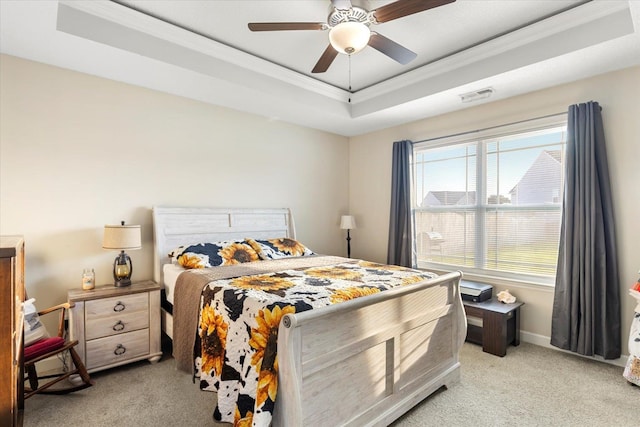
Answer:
[{"left": 184, "top": 256, "right": 437, "bottom": 427}]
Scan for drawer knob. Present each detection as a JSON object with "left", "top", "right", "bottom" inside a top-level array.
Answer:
[
  {"left": 112, "top": 320, "right": 125, "bottom": 332},
  {"left": 113, "top": 302, "right": 126, "bottom": 312},
  {"left": 114, "top": 344, "right": 126, "bottom": 356}
]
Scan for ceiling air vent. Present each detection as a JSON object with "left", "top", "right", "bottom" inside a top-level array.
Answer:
[{"left": 459, "top": 87, "right": 494, "bottom": 103}]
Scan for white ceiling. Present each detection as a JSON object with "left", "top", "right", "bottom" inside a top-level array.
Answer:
[{"left": 1, "top": 1, "right": 639, "bottom": 136}]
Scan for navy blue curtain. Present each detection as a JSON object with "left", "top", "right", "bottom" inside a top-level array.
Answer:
[
  {"left": 551, "top": 101, "right": 621, "bottom": 359},
  {"left": 387, "top": 140, "right": 414, "bottom": 267}
]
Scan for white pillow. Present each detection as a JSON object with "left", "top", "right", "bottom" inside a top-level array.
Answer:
[{"left": 24, "top": 298, "right": 50, "bottom": 346}]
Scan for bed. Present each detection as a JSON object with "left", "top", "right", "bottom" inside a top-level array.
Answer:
[{"left": 152, "top": 206, "right": 466, "bottom": 426}]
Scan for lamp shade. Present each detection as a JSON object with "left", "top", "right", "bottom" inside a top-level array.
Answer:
[
  {"left": 340, "top": 215, "right": 357, "bottom": 230},
  {"left": 102, "top": 223, "right": 141, "bottom": 250},
  {"left": 329, "top": 21, "right": 370, "bottom": 54}
]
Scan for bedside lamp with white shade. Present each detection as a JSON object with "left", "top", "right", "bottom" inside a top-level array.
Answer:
[
  {"left": 340, "top": 215, "right": 356, "bottom": 258},
  {"left": 102, "top": 221, "right": 141, "bottom": 287}
]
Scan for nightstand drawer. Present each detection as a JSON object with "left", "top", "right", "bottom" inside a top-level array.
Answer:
[
  {"left": 85, "top": 293, "right": 148, "bottom": 321},
  {"left": 86, "top": 329, "right": 149, "bottom": 369},
  {"left": 85, "top": 309, "right": 149, "bottom": 340}
]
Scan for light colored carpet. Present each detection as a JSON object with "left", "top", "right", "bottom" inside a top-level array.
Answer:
[{"left": 23, "top": 342, "right": 638, "bottom": 426}]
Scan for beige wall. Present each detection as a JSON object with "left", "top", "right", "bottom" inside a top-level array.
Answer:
[
  {"left": 0, "top": 55, "right": 349, "bottom": 314},
  {"left": 2, "top": 53, "right": 638, "bottom": 361},
  {"left": 349, "top": 66, "right": 640, "bottom": 359}
]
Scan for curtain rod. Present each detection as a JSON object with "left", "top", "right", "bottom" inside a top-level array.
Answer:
[{"left": 412, "top": 111, "right": 567, "bottom": 145}]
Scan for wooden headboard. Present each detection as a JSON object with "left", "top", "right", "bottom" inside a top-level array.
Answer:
[{"left": 152, "top": 206, "right": 295, "bottom": 286}]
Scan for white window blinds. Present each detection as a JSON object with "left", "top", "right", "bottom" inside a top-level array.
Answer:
[{"left": 413, "top": 118, "right": 567, "bottom": 281}]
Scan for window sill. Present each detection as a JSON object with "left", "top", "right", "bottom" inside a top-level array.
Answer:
[{"left": 417, "top": 263, "right": 556, "bottom": 292}]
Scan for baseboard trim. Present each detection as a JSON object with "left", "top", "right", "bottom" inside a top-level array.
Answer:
[
  {"left": 520, "top": 330, "right": 628, "bottom": 368},
  {"left": 32, "top": 354, "right": 66, "bottom": 375}
]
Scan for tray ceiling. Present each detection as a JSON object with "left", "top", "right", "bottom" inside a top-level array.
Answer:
[{"left": 1, "top": 1, "right": 639, "bottom": 136}]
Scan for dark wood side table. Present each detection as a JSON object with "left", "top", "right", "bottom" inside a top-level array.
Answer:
[{"left": 463, "top": 298, "right": 524, "bottom": 357}]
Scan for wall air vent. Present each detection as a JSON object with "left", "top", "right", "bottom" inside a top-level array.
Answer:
[{"left": 459, "top": 87, "right": 495, "bottom": 103}]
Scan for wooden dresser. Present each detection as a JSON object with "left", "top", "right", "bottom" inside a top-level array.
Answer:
[{"left": 1, "top": 236, "right": 25, "bottom": 427}]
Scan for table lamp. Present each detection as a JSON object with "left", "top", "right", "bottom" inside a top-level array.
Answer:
[{"left": 103, "top": 221, "right": 141, "bottom": 287}]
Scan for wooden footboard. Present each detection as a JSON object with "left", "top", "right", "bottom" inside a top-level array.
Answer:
[{"left": 275, "top": 271, "right": 465, "bottom": 426}]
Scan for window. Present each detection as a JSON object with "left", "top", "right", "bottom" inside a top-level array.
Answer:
[{"left": 413, "top": 116, "right": 567, "bottom": 283}]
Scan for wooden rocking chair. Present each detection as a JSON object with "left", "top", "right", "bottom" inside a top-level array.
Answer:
[{"left": 23, "top": 301, "right": 93, "bottom": 398}]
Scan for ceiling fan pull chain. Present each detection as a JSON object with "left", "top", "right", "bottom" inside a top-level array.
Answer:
[{"left": 348, "top": 54, "right": 352, "bottom": 103}]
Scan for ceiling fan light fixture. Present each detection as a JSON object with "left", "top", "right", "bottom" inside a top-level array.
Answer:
[{"left": 329, "top": 21, "right": 370, "bottom": 55}]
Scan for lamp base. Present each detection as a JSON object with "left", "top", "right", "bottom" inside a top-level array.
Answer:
[
  {"left": 114, "top": 278, "right": 132, "bottom": 287},
  {"left": 113, "top": 250, "right": 133, "bottom": 287}
]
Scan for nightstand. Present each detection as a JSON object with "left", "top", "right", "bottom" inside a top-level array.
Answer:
[
  {"left": 463, "top": 298, "right": 524, "bottom": 357},
  {"left": 68, "top": 280, "right": 162, "bottom": 373}
]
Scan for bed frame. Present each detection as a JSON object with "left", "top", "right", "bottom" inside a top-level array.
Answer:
[{"left": 152, "top": 206, "right": 466, "bottom": 426}]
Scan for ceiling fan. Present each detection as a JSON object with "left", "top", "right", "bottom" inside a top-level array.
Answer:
[{"left": 248, "top": 0, "right": 456, "bottom": 73}]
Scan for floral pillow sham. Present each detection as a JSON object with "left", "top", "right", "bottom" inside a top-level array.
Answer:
[
  {"left": 245, "top": 237, "right": 315, "bottom": 260},
  {"left": 170, "top": 240, "right": 260, "bottom": 269}
]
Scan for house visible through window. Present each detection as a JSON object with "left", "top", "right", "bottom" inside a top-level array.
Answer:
[{"left": 413, "top": 116, "right": 567, "bottom": 283}]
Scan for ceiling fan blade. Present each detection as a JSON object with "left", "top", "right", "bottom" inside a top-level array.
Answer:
[
  {"left": 373, "top": 0, "right": 456, "bottom": 23},
  {"left": 331, "top": 0, "right": 353, "bottom": 10},
  {"left": 368, "top": 33, "right": 417, "bottom": 65},
  {"left": 312, "top": 45, "right": 339, "bottom": 73},
  {"left": 248, "top": 22, "right": 325, "bottom": 31}
]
